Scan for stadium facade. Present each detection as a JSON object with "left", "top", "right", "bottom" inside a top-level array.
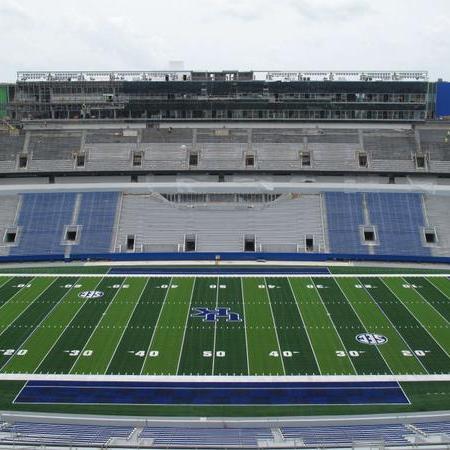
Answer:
[
  {"left": 1, "top": 70, "right": 443, "bottom": 121},
  {"left": 0, "top": 70, "right": 449, "bottom": 449}
]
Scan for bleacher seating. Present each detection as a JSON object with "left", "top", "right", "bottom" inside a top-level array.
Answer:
[
  {"left": 325, "top": 192, "right": 369, "bottom": 254},
  {"left": 71, "top": 191, "right": 120, "bottom": 254},
  {"left": 141, "top": 127, "right": 193, "bottom": 143},
  {"left": 86, "top": 129, "right": 137, "bottom": 144},
  {"left": 363, "top": 131, "right": 417, "bottom": 160},
  {"left": 1, "top": 422, "right": 134, "bottom": 446},
  {"left": 412, "top": 421, "right": 450, "bottom": 436},
  {"left": 140, "top": 427, "right": 273, "bottom": 447},
  {"left": 366, "top": 193, "right": 430, "bottom": 256},
  {"left": 116, "top": 193, "right": 325, "bottom": 253},
  {"left": 197, "top": 128, "right": 248, "bottom": 143},
  {"left": 280, "top": 424, "right": 411, "bottom": 447},
  {"left": 0, "top": 126, "right": 448, "bottom": 174},
  {"left": 0, "top": 134, "right": 25, "bottom": 160},
  {"left": 11, "top": 192, "right": 76, "bottom": 256},
  {"left": 2, "top": 421, "right": 450, "bottom": 448},
  {"left": 0, "top": 189, "right": 444, "bottom": 258},
  {"left": 28, "top": 131, "right": 81, "bottom": 160}
]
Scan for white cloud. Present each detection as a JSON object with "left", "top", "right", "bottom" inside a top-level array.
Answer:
[{"left": 0, "top": 0, "right": 448, "bottom": 81}]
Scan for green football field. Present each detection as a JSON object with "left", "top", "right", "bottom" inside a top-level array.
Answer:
[{"left": 0, "top": 273, "right": 449, "bottom": 377}]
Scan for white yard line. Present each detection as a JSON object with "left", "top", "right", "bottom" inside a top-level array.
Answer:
[
  {"left": 264, "top": 277, "right": 286, "bottom": 376},
  {"left": 355, "top": 276, "right": 430, "bottom": 375},
  {"left": 0, "top": 277, "right": 57, "bottom": 342},
  {"left": 333, "top": 277, "right": 394, "bottom": 376},
  {"left": 175, "top": 279, "right": 196, "bottom": 375},
  {"left": 306, "top": 277, "right": 357, "bottom": 375},
  {"left": 32, "top": 276, "right": 107, "bottom": 375},
  {"left": 68, "top": 278, "right": 128, "bottom": 374},
  {"left": 401, "top": 276, "right": 450, "bottom": 326},
  {"left": 0, "top": 276, "right": 13, "bottom": 290},
  {"left": 0, "top": 276, "right": 38, "bottom": 316},
  {"left": 138, "top": 277, "right": 173, "bottom": 375},
  {"left": 286, "top": 278, "right": 323, "bottom": 376},
  {"left": 99, "top": 278, "right": 149, "bottom": 375},
  {"left": 211, "top": 276, "right": 219, "bottom": 376},
  {"left": 240, "top": 277, "right": 251, "bottom": 376},
  {"left": 2, "top": 276, "right": 82, "bottom": 373},
  {"left": 381, "top": 278, "right": 450, "bottom": 363}
]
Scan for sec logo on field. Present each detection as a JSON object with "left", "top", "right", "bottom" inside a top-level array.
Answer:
[
  {"left": 78, "top": 291, "right": 104, "bottom": 299},
  {"left": 356, "top": 333, "right": 388, "bottom": 346}
]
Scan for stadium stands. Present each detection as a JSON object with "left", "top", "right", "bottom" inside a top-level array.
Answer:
[
  {"left": 28, "top": 131, "right": 82, "bottom": 160},
  {"left": 2, "top": 421, "right": 450, "bottom": 448},
  {"left": 116, "top": 193, "right": 325, "bottom": 253},
  {"left": 325, "top": 192, "right": 369, "bottom": 254},
  {"left": 71, "top": 191, "right": 120, "bottom": 254},
  {"left": 1, "top": 422, "right": 134, "bottom": 446},
  {"left": 0, "top": 190, "right": 447, "bottom": 258},
  {"left": 140, "top": 427, "right": 273, "bottom": 447},
  {"left": 10, "top": 192, "right": 76, "bottom": 256},
  {"left": 0, "top": 125, "right": 448, "bottom": 174},
  {"left": 366, "top": 192, "right": 430, "bottom": 256},
  {"left": 280, "top": 424, "right": 412, "bottom": 447},
  {"left": 423, "top": 194, "right": 450, "bottom": 256}
]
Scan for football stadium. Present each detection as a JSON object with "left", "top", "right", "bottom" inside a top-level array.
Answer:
[{"left": 0, "top": 69, "right": 448, "bottom": 448}]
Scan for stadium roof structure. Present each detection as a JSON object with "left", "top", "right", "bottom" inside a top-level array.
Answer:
[{"left": 16, "top": 70, "right": 429, "bottom": 82}]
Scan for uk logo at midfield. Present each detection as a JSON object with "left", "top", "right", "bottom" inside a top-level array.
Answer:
[
  {"left": 78, "top": 291, "right": 104, "bottom": 299},
  {"left": 356, "top": 333, "right": 388, "bottom": 346},
  {"left": 191, "top": 307, "right": 242, "bottom": 322}
]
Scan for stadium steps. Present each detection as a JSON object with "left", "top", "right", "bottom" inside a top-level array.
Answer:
[
  {"left": 0, "top": 195, "right": 20, "bottom": 256},
  {"left": 423, "top": 194, "right": 450, "bottom": 256}
]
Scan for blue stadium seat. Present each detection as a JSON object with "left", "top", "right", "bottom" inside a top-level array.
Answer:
[
  {"left": 11, "top": 192, "right": 76, "bottom": 256},
  {"left": 71, "top": 191, "right": 120, "bottom": 254},
  {"left": 366, "top": 193, "right": 430, "bottom": 256},
  {"left": 325, "top": 192, "right": 369, "bottom": 254}
]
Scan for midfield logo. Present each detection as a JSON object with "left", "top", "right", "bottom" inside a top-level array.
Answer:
[{"left": 191, "top": 307, "right": 242, "bottom": 322}]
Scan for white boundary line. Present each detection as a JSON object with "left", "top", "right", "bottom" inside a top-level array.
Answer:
[
  {"left": 0, "top": 272, "right": 448, "bottom": 278},
  {"left": 2, "top": 373, "right": 450, "bottom": 382}
]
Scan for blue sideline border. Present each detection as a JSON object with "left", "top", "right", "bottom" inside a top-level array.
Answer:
[
  {"left": 15, "top": 381, "right": 409, "bottom": 406},
  {"left": 1, "top": 251, "right": 450, "bottom": 265}
]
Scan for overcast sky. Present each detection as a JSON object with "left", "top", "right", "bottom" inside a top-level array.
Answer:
[{"left": 1, "top": 0, "right": 449, "bottom": 82}]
